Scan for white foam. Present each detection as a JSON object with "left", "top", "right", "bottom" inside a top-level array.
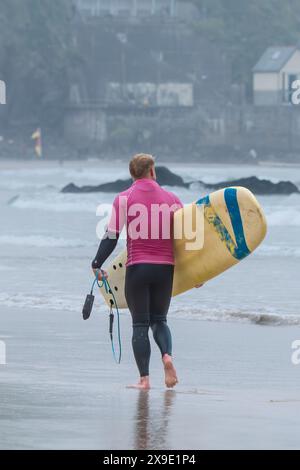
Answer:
[
  {"left": 0, "top": 164, "right": 129, "bottom": 188},
  {"left": 256, "top": 244, "right": 300, "bottom": 257},
  {"left": 171, "top": 306, "right": 300, "bottom": 326},
  {"left": 266, "top": 208, "right": 300, "bottom": 227},
  {"left": 8, "top": 185, "right": 300, "bottom": 226},
  {"left": 0, "top": 292, "right": 88, "bottom": 312},
  {"left": 0, "top": 235, "right": 94, "bottom": 248},
  {"left": 0, "top": 291, "right": 298, "bottom": 326},
  {"left": 11, "top": 194, "right": 98, "bottom": 213}
]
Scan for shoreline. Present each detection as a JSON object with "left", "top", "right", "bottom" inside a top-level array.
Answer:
[
  {"left": 1, "top": 307, "right": 300, "bottom": 449},
  {"left": 1, "top": 160, "right": 300, "bottom": 449},
  {"left": 1, "top": 157, "right": 300, "bottom": 169}
]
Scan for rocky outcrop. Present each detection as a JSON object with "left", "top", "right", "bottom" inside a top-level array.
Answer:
[
  {"left": 61, "top": 166, "right": 189, "bottom": 193},
  {"left": 62, "top": 179, "right": 130, "bottom": 194},
  {"left": 203, "top": 176, "right": 299, "bottom": 195},
  {"left": 61, "top": 166, "right": 299, "bottom": 195}
]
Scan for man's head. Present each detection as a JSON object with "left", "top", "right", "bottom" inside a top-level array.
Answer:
[{"left": 129, "top": 153, "right": 156, "bottom": 181}]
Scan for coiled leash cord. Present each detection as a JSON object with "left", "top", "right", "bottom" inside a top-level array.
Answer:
[{"left": 82, "top": 269, "right": 122, "bottom": 364}]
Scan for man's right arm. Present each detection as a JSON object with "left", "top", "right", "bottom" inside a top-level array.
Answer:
[
  {"left": 91, "top": 231, "right": 120, "bottom": 271},
  {"left": 91, "top": 194, "right": 126, "bottom": 277}
]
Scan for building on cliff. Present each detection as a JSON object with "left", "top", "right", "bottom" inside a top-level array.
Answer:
[
  {"left": 253, "top": 46, "right": 300, "bottom": 105},
  {"left": 66, "top": 2, "right": 300, "bottom": 162}
]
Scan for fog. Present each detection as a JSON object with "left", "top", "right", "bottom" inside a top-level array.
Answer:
[{"left": 1, "top": 0, "right": 300, "bottom": 163}]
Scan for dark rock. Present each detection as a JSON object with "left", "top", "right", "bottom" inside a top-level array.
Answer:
[
  {"left": 202, "top": 176, "right": 299, "bottom": 195},
  {"left": 61, "top": 180, "right": 131, "bottom": 194},
  {"left": 61, "top": 166, "right": 188, "bottom": 193},
  {"left": 61, "top": 168, "right": 299, "bottom": 195},
  {"left": 155, "top": 166, "right": 189, "bottom": 188}
]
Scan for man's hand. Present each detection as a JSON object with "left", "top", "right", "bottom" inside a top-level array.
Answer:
[{"left": 93, "top": 269, "right": 108, "bottom": 281}]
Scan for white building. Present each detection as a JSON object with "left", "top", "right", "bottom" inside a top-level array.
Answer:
[{"left": 253, "top": 46, "right": 300, "bottom": 105}]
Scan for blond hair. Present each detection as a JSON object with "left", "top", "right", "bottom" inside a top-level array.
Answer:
[{"left": 129, "top": 153, "right": 155, "bottom": 179}]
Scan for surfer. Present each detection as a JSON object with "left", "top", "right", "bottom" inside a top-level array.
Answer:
[{"left": 92, "top": 154, "right": 183, "bottom": 389}]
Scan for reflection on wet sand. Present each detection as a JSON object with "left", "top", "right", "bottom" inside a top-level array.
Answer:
[{"left": 133, "top": 390, "right": 176, "bottom": 450}]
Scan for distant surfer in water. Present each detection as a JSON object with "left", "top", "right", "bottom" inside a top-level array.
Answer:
[{"left": 92, "top": 154, "right": 183, "bottom": 389}]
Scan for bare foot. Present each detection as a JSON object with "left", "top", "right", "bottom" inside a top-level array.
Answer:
[
  {"left": 163, "top": 354, "right": 178, "bottom": 388},
  {"left": 126, "top": 376, "right": 150, "bottom": 390}
]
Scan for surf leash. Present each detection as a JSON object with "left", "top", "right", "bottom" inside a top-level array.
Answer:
[{"left": 82, "top": 269, "right": 122, "bottom": 364}]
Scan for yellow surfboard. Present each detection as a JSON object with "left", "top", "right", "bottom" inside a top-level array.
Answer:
[{"left": 97, "top": 187, "right": 267, "bottom": 309}]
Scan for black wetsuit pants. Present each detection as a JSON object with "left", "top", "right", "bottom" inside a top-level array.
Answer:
[{"left": 125, "top": 264, "right": 174, "bottom": 377}]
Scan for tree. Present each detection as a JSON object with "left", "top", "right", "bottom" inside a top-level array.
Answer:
[
  {"left": 185, "top": 0, "right": 300, "bottom": 85},
  {"left": 0, "top": 0, "right": 73, "bottom": 128}
]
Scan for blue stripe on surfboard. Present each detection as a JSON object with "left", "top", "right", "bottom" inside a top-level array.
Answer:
[
  {"left": 196, "top": 188, "right": 251, "bottom": 260},
  {"left": 224, "top": 188, "right": 250, "bottom": 259}
]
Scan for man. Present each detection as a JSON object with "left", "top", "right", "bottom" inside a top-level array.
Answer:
[{"left": 92, "top": 154, "right": 183, "bottom": 389}]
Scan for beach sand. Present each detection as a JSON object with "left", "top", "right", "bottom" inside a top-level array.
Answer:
[{"left": 1, "top": 306, "right": 300, "bottom": 450}]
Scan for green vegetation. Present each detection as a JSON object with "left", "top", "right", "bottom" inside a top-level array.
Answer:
[
  {"left": 1, "top": 0, "right": 300, "bottom": 129},
  {"left": 0, "top": 0, "right": 73, "bottom": 127},
  {"left": 187, "top": 0, "right": 300, "bottom": 84}
]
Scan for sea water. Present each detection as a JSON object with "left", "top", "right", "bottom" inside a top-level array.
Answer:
[{"left": 0, "top": 159, "right": 299, "bottom": 326}]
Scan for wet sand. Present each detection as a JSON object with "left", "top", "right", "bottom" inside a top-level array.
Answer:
[{"left": 1, "top": 306, "right": 300, "bottom": 449}]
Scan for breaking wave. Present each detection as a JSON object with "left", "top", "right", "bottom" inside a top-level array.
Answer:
[
  {"left": 7, "top": 188, "right": 300, "bottom": 228},
  {"left": 0, "top": 292, "right": 90, "bottom": 313},
  {"left": 171, "top": 306, "right": 300, "bottom": 326},
  {"left": 10, "top": 194, "right": 98, "bottom": 213},
  {"left": 0, "top": 291, "right": 299, "bottom": 326},
  {"left": 0, "top": 235, "right": 94, "bottom": 248},
  {"left": 265, "top": 207, "right": 300, "bottom": 227},
  {"left": 256, "top": 244, "right": 300, "bottom": 257}
]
